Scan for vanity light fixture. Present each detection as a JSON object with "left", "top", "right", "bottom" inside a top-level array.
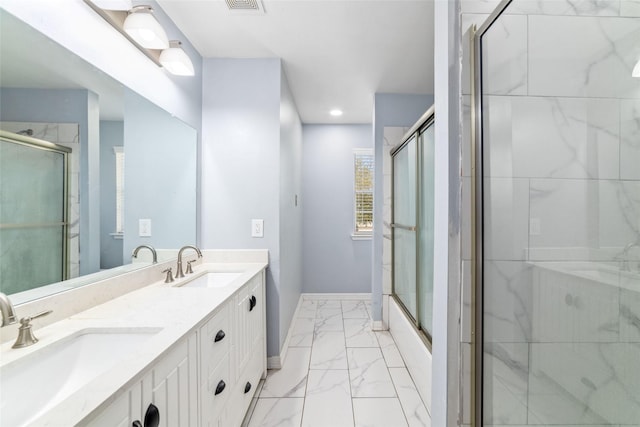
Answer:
[
  {"left": 84, "top": 0, "right": 195, "bottom": 77},
  {"left": 330, "top": 109, "right": 343, "bottom": 117},
  {"left": 123, "top": 5, "right": 169, "bottom": 50},
  {"left": 633, "top": 58, "right": 640, "bottom": 78},
  {"left": 90, "top": 0, "right": 132, "bottom": 10},
  {"left": 159, "top": 41, "right": 195, "bottom": 76}
]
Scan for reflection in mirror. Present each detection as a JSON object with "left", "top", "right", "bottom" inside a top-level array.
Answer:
[{"left": 0, "top": 9, "right": 197, "bottom": 304}]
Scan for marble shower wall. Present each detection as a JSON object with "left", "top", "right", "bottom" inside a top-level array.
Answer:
[{"left": 468, "top": 1, "right": 640, "bottom": 426}]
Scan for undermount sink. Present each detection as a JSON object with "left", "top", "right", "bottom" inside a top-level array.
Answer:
[
  {"left": 175, "top": 272, "right": 243, "bottom": 288},
  {"left": 0, "top": 327, "right": 161, "bottom": 427}
]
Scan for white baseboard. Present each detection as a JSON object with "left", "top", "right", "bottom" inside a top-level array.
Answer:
[{"left": 302, "top": 293, "right": 371, "bottom": 301}]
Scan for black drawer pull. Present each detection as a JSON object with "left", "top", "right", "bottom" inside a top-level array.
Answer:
[
  {"left": 214, "top": 330, "right": 226, "bottom": 342},
  {"left": 249, "top": 295, "right": 257, "bottom": 311},
  {"left": 215, "top": 380, "right": 226, "bottom": 395},
  {"left": 144, "top": 403, "right": 159, "bottom": 427},
  {"left": 133, "top": 422, "right": 142, "bottom": 427},
  {"left": 244, "top": 382, "right": 252, "bottom": 394}
]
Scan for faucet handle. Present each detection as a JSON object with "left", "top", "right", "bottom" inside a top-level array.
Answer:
[
  {"left": 162, "top": 267, "right": 175, "bottom": 283},
  {"left": 12, "top": 310, "right": 52, "bottom": 349},
  {"left": 186, "top": 259, "right": 196, "bottom": 275}
]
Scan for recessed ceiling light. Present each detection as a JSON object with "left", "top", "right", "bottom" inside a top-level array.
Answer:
[{"left": 330, "top": 109, "right": 343, "bottom": 117}]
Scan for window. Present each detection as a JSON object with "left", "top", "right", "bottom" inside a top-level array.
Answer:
[
  {"left": 353, "top": 149, "right": 374, "bottom": 239},
  {"left": 114, "top": 146, "right": 125, "bottom": 235}
]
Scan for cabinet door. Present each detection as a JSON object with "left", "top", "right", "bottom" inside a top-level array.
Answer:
[
  {"left": 144, "top": 333, "right": 198, "bottom": 427},
  {"left": 88, "top": 380, "right": 144, "bottom": 427}
]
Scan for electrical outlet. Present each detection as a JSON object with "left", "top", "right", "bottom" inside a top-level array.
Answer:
[
  {"left": 251, "top": 219, "right": 264, "bottom": 238},
  {"left": 139, "top": 218, "right": 152, "bottom": 237}
]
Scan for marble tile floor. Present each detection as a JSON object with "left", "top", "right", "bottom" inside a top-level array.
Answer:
[{"left": 243, "top": 298, "right": 431, "bottom": 427}]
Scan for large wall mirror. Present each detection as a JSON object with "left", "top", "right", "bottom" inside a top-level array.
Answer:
[{"left": 0, "top": 9, "right": 197, "bottom": 304}]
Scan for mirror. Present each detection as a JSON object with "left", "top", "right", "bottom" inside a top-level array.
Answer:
[{"left": 0, "top": 10, "right": 197, "bottom": 304}]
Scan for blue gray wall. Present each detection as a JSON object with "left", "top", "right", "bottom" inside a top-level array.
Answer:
[
  {"left": 279, "top": 69, "right": 304, "bottom": 350},
  {"left": 123, "top": 91, "right": 198, "bottom": 257},
  {"left": 99, "top": 120, "right": 124, "bottom": 269},
  {"left": 201, "top": 58, "right": 303, "bottom": 358},
  {"left": 302, "top": 124, "right": 373, "bottom": 293},
  {"left": 0, "top": 87, "right": 101, "bottom": 275},
  {"left": 372, "top": 93, "right": 434, "bottom": 321}
]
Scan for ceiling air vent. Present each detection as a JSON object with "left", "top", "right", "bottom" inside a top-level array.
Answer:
[{"left": 225, "top": 0, "right": 266, "bottom": 14}]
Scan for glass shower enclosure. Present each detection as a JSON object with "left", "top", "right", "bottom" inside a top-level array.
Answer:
[
  {"left": 0, "top": 130, "right": 70, "bottom": 295},
  {"left": 474, "top": 1, "right": 640, "bottom": 425},
  {"left": 391, "top": 108, "right": 435, "bottom": 340}
]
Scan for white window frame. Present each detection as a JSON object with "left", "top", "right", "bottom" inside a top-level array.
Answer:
[
  {"left": 113, "top": 146, "right": 125, "bottom": 239},
  {"left": 352, "top": 148, "right": 374, "bottom": 240}
]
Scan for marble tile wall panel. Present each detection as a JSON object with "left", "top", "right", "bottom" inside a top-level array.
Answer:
[
  {"left": 483, "top": 342, "right": 529, "bottom": 425},
  {"left": 529, "top": 179, "right": 640, "bottom": 257},
  {"left": 619, "top": 286, "right": 640, "bottom": 341},
  {"left": 484, "top": 261, "right": 533, "bottom": 342},
  {"left": 483, "top": 96, "right": 620, "bottom": 180},
  {"left": 484, "top": 178, "right": 530, "bottom": 261},
  {"left": 621, "top": 99, "right": 640, "bottom": 180},
  {"left": 621, "top": 0, "right": 640, "bottom": 16},
  {"left": 528, "top": 15, "right": 640, "bottom": 99},
  {"left": 510, "top": 0, "right": 621, "bottom": 16},
  {"left": 530, "top": 266, "right": 620, "bottom": 342},
  {"left": 482, "top": 15, "right": 528, "bottom": 95},
  {"left": 528, "top": 342, "right": 640, "bottom": 424}
]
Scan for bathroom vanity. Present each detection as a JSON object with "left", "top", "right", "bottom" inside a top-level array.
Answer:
[{"left": 0, "top": 250, "right": 268, "bottom": 427}]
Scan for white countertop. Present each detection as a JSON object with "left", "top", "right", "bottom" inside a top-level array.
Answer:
[{"left": 0, "top": 260, "right": 267, "bottom": 427}]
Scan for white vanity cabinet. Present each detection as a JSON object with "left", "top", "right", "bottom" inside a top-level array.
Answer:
[
  {"left": 88, "top": 333, "right": 199, "bottom": 427},
  {"left": 222, "top": 271, "right": 266, "bottom": 427},
  {"left": 87, "top": 269, "right": 266, "bottom": 427},
  {"left": 201, "top": 270, "right": 267, "bottom": 427}
]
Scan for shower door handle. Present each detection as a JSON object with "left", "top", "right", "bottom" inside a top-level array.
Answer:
[{"left": 391, "top": 223, "right": 416, "bottom": 231}]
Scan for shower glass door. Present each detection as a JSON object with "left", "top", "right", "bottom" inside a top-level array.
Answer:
[
  {"left": 391, "top": 110, "right": 436, "bottom": 339},
  {"left": 393, "top": 135, "right": 417, "bottom": 318},
  {"left": 475, "top": 1, "right": 640, "bottom": 425},
  {"left": 0, "top": 133, "right": 69, "bottom": 295}
]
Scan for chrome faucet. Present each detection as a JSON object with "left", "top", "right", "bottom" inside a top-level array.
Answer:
[
  {"left": 0, "top": 292, "right": 17, "bottom": 327},
  {"left": 622, "top": 242, "right": 640, "bottom": 272},
  {"left": 132, "top": 245, "right": 158, "bottom": 264},
  {"left": 176, "top": 245, "right": 202, "bottom": 279}
]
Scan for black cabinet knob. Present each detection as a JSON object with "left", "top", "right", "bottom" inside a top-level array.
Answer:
[
  {"left": 143, "top": 403, "right": 159, "bottom": 427},
  {"left": 215, "top": 380, "right": 226, "bottom": 395},
  {"left": 249, "top": 295, "right": 257, "bottom": 311},
  {"left": 244, "top": 382, "right": 252, "bottom": 394},
  {"left": 214, "top": 329, "right": 226, "bottom": 342},
  {"left": 132, "top": 421, "right": 142, "bottom": 427}
]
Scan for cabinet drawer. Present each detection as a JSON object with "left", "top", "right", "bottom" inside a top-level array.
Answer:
[
  {"left": 200, "top": 303, "right": 230, "bottom": 376},
  {"left": 223, "top": 339, "right": 265, "bottom": 427},
  {"left": 201, "top": 353, "right": 231, "bottom": 424}
]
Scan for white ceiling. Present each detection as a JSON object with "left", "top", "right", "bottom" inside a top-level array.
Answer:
[{"left": 157, "top": 0, "right": 435, "bottom": 124}]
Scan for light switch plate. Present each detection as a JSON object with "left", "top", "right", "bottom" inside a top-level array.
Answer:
[
  {"left": 139, "top": 218, "right": 152, "bottom": 237},
  {"left": 251, "top": 219, "right": 264, "bottom": 238}
]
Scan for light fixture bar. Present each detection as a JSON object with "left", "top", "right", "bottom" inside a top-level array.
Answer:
[{"left": 83, "top": 0, "right": 162, "bottom": 67}]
